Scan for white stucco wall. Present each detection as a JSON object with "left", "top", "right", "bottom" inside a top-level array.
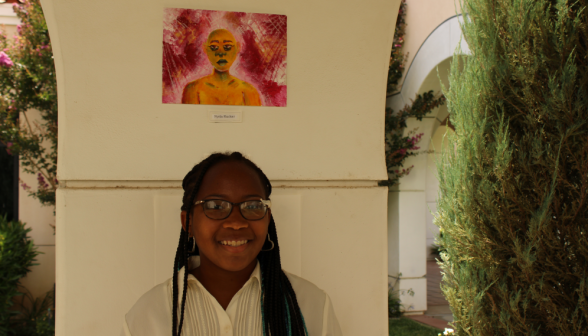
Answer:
[
  {"left": 394, "top": 0, "right": 463, "bottom": 93},
  {"left": 40, "top": 0, "right": 401, "bottom": 335},
  {"left": 18, "top": 109, "right": 56, "bottom": 302}
]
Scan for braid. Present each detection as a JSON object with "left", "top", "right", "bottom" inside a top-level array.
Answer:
[
  {"left": 259, "top": 217, "right": 307, "bottom": 336},
  {"left": 178, "top": 183, "right": 198, "bottom": 335},
  {"left": 172, "top": 229, "right": 181, "bottom": 335},
  {"left": 172, "top": 153, "right": 226, "bottom": 336},
  {"left": 173, "top": 152, "right": 307, "bottom": 336}
]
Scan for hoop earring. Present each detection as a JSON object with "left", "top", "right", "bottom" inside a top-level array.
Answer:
[
  {"left": 188, "top": 236, "right": 196, "bottom": 254},
  {"left": 261, "top": 234, "right": 274, "bottom": 252}
]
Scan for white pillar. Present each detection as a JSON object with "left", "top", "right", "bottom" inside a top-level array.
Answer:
[
  {"left": 41, "top": 0, "right": 402, "bottom": 334},
  {"left": 388, "top": 117, "right": 440, "bottom": 313}
]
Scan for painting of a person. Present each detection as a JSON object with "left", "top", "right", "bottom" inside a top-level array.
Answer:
[{"left": 181, "top": 29, "right": 262, "bottom": 106}]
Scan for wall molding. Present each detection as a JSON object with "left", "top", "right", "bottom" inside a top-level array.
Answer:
[
  {"left": 59, "top": 179, "right": 380, "bottom": 189},
  {"left": 0, "top": 3, "right": 19, "bottom": 26}
]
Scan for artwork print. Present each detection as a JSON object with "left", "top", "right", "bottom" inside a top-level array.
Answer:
[{"left": 162, "top": 8, "right": 287, "bottom": 106}]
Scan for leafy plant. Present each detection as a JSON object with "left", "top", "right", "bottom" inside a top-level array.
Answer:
[
  {"left": 430, "top": 229, "right": 446, "bottom": 257},
  {"left": 9, "top": 286, "right": 54, "bottom": 336},
  {"left": 388, "top": 273, "right": 415, "bottom": 318},
  {"left": 0, "top": 215, "right": 38, "bottom": 334},
  {"left": 387, "top": 0, "right": 408, "bottom": 96},
  {"left": 0, "top": 0, "right": 57, "bottom": 207},
  {"left": 388, "top": 284, "right": 403, "bottom": 318},
  {"left": 381, "top": 91, "right": 446, "bottom": 187},
  {"left": 436, "top": 0, "right": 588, "bottom": 334}
]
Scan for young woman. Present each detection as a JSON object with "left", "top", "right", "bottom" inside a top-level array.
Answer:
[{"left": 122, "top": 152, "right": 342, "bottom": 336}]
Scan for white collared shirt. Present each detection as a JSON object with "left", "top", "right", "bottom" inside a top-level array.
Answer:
[{"left": 121, "top": 256, "right": 342, "bottom": 336}]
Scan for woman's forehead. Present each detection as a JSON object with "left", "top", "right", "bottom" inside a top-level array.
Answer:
[{"left": 198, "top": 161, "right": 265, "bottom": 196}]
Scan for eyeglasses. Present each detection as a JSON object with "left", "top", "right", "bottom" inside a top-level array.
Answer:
[{"left": 194, "top": 199, "right": 271, "bottom": 220}]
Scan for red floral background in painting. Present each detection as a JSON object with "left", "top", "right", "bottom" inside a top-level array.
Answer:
[{"left": 162, "top": 8, "right": 287, "bottom": 106}]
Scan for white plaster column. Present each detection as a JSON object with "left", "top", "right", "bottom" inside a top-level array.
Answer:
[
  {"left": 388, "top": 117, "right": 439, "bottom": 313},
  {"left": 41, "top": 0, "right": 401, "bottom": 334}
]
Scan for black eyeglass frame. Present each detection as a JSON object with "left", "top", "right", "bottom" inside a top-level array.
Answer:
[{"left": 194, "top": 198, "right": 272, "bottom": 221}]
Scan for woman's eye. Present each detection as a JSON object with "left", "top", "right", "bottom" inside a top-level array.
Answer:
[
  {"left": 244, "top": 202, "right": 263, "bottom": 210},
  {"left": 209, "top": 45, "right": 219, "bottom": 51},
  {"left": 223, "top": 45, "right": 233, "bottom": 51},
  {"left": 205, "top": 201, "right": 224, "bottom": 210}
]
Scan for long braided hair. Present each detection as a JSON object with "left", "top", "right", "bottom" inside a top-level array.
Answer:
[{"left": 172, "top": 152, "right": 308, "bottom": 336}]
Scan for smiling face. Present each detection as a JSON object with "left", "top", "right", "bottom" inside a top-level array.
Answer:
[
  {"left": 182, "top": 160, "right": 270, "bottom": 273},
  {"left": 203, "top": 29, "right": 240, "bottom": 72}
]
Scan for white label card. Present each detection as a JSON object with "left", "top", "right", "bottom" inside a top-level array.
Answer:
[{"left": 208, "top": 111, "right": 243, "bottom": 123}]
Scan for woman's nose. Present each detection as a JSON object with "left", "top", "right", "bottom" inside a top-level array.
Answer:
[{"left": 222, "top": 207, "right": 248, "bottom": 230}]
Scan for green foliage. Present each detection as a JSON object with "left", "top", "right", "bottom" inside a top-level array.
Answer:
[
  {"left": 388, "top": 284, "right": 403, "bottom": 318},
  {"left": 387, "top": 0, "right": 408, "bottom": 96},
  {"left": 388, "top": 274, "right": 415, "bottom": 318},
  {"left": 0, "top": 215, "right": 38, "bottom": 334},
  {"left": 430, "top": 229, "right": 446, "bottom": 257},
  {"left": 381, "top": 91, "right": 446, "bottom": 187},
  {"left": 0, "top": 0, "right": 57, "bottom": 207},
  {"left": 436, "top": 0, "right": 588, "bottom": 335},
  {"left": 381, "top": 0, "right": 446, "bottom": 187},
  {"left": 9, "top": 287, "right": 54, "bottom": 336}
]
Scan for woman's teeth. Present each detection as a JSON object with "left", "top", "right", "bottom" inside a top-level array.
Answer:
[{"left": 220, "top": 240, "right": 248, "bottom": 247}]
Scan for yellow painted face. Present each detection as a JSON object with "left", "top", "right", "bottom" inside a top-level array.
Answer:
[{"left": 203, "top": 29, "right": 240, "bottom": 72}]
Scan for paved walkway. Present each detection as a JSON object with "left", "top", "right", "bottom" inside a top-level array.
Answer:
[
  {"left": 406, "top": 260, "right": 453, "bottom": 331},
  {"left": 426, "top": 260, "right": 450, "bottom": 308}
]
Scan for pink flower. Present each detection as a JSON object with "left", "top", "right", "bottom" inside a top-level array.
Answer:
[
  {"left": 5, "top": 142, "right": 13, "bottom": 155},
  {"left": 37, "top": 173, "right": 49, "bottom": 189},
  {"left": 0, "top": 51, "right": 13, "bottom": 67},
  {"left": 20, "top": 181, "right": 31, "bottom": 191}
]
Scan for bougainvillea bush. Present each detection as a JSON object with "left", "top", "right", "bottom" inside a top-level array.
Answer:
[{"left": 0, "top": 0, "right": 57, "bottom": 207}]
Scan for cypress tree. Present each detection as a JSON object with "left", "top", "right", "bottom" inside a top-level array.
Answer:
[{"left": 435, "top": 0, "right": 588, "bottom": 335}]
